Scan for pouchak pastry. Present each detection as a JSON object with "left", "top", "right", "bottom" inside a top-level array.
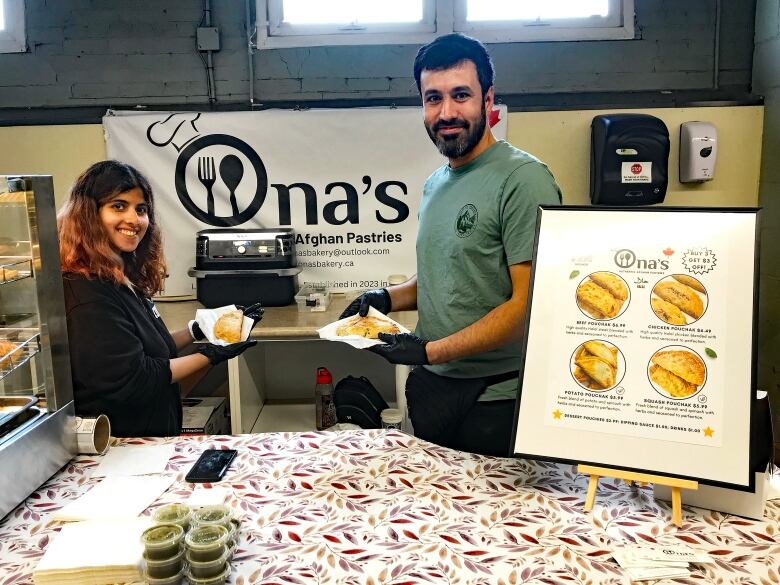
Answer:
[
  {"left": 650, "top": 350, "right": 705, "bottom": 386},
  {"left": 649, "top": 364, "right": 697, "bottom": 398},
  {"left": 336, "top": 315, "right": 400, "bottom": 339},
  {"left": 653, "top": 281, "right": 704, "bottom": 319},
  {"left": 0, "top": 340, "right": 17, "bottom": 369},
  {"left": 575, "top": 355, "right": 616, "bottom": 389},
  {"left": 672, "top": 274, "right": 706, "bottom": 294},
  {"left": 576, "top": 281, "right": 621, "bottom": 319},
  {"left": 589, "top": 272, "right": 629, "bottom": 301},
  {"left": 572, "top": 340, "right": 619, "bottom": 390},
  {"left": 213, "top": 310, "right": 244, "bottom": 344},
  {"left": 651, "top": 297, "right": 687, "bottom": 325}
]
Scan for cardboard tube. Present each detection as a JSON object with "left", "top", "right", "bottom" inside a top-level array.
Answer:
[{"left": 74, "top": 414, "right": 111, "bottom": 455}]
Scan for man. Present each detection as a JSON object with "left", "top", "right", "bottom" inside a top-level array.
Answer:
[{"left": 340, "top": 33, "right": 562, "bottom": 456}]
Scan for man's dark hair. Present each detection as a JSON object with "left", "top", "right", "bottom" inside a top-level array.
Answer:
[{"left": 413, "top": 33, "right": 494, "bottom": 97}]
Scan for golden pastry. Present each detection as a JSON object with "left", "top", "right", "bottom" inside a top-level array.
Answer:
[
  {"left": 672, "top": 274, "right": 706, "bottom": 294},
  {"left": 575, "top": 355, "right": 616, "bottom": 389},
  {"left": 573, "top": 366, "right": 601, "bottom": 389},
  {"left": 653, "top": 281, "right": 704, "bottom": 319},
  {"left": 651, "top": 350, "right": 705, "bottom": 386},
  {"left": 651, "top": 297, "right": 687, "bottom": 325},
  {"left": 213, "top": 310, "right": 244, "bottom": 344},
  {"left": 582, "top": 340, "right": 617, "bottom": 369},
  {"left": 0, "top": 340, "right": 17, "bottom": 369},
  {"left": 336, "top": 315, "right": 400, "bottom": 339},
  {"left": 576, "top": 281, "right": 620, "bottom": 319},
  {"left": 649, "top": 364, "right": 697, "bottom": 398},
  {"left": 589, "top": 272, "right": 628, "bottom": 301},
  {"left": 2, "top": 268, "right": 18, "bottom": 281}
]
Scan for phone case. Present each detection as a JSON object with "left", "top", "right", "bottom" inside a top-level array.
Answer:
[{"left": 185, "top": 449, "right": 237, "bottom": 483}]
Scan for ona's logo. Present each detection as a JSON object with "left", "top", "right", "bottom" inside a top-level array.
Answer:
[
  {"left": 614, "top": 248, "right": 670, "bottom": 270},
  {"left": 455, "top": 204, "right": 478, "bottom": 238}
]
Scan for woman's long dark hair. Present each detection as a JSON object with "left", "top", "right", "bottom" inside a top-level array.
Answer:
[{"left": 58, "top": 160, "right": 166, "bottom": 296}]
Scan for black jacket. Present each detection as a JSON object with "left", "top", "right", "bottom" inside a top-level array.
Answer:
[{"left": 63, "top": 274, "right": 182, "bottom": 437}]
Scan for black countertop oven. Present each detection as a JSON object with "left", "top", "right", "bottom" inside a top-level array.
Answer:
[{"left": 188, "top": 228, "right": 302, "bottom": 308}]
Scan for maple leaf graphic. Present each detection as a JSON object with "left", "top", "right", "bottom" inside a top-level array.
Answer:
[
  {"left": 489, "top": 108, "right": 501, "bottom": 128},
  {"left": 663, "top": 248, "right": 674, "bottom": 256}
]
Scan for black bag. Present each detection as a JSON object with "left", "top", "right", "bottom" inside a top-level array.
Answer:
[{"left": 333, "top": 376, "right": 389, "bottom": 429}]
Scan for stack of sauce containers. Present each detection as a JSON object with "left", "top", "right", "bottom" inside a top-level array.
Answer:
[{"left": 141, "top": 503, "right": 241, "bottom": 585}]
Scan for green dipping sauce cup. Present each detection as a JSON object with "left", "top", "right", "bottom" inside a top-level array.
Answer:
[
  {"left": 153, "top": 503, "right": 191, "bottom": 532},
  {"left": 141, "top": 524, "right": 185, "bottom": 561},
  {"left": 143, "top": 544, "right": 185, "bottom": 579},
  {"left": 185, "top": 524, "right": 229, "bottom": 563},
  {"left": 191, "top": 504, "right": 231, "bottom": 530}
]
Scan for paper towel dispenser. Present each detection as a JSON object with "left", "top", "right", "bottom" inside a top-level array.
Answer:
[{"left": 590, "top": 114, "right": 670, "bottom": 206}]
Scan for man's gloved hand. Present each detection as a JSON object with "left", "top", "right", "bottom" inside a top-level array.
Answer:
[
  {"left": 195, "top": 340, "right": 257, "bottom": 365},
  {"left": 237, "top": 302, "right": 264, "bottom": 328},
  {"left": 367, "top": 333, "right": 429, "bottom": 365},
  {"left": 339, "top": 289, "right": 391, "bottom": 319},
  {"left": 188, "top": 320, "right": 206, "bottom": 341}
]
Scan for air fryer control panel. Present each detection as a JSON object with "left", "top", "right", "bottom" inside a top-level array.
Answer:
[{"left": 195, "top": 229, "right": 296, "bottom": 270}]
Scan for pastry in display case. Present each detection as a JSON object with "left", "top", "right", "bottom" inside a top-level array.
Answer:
[{"left": 0, "top": 175, "right": 76, "bottom": 520}]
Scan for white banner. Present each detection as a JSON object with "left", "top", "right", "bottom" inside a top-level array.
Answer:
[{"left": 104, "top": 107, "right": 508, "bottom": 297}]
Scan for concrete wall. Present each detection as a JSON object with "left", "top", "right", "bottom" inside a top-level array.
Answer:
[
  {"left": 0, "top": 0, "right": 755, "bottom": 110},
  {"left": 753, "top": 0, "right": 780, "bottom": 448}
]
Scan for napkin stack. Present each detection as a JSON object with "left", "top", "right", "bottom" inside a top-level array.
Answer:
[
  {"left": 33, "top": 518, "right": 151, "bottom": 585},
  {"left": 612, "top": 544, "right": 712, "bottom": 581}
]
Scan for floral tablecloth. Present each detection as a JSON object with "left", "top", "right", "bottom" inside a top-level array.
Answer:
[{"left": 1, "top": 430, "right": 779, "bottom": 585}]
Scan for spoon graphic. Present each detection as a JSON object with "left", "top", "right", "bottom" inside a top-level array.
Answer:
[{"left": 219, "top": 154, "right": 244, "bottom": 216}]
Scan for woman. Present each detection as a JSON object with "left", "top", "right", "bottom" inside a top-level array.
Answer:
[{"left": 58, "top": 160, "right": 258, "bottom": 437}]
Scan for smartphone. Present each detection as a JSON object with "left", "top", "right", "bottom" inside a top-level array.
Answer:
[{"left": 185, "top": 449, "right": 237, "bottom": 483}]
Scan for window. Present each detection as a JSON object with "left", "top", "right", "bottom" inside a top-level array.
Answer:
[
  {"left": 256, "top": 0, "right": 634, "bottom": 49},
  {"left": 0, "top": 0, "right": 26, "bottom": 53}
]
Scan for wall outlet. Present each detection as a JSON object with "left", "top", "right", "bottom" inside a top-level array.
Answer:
[{"left": 197, "top": 27, "right": 220, "bottom": 51}]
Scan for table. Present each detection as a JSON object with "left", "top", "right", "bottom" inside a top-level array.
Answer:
[
  {"left": 157, "top": 298, "right": 417, "bottom": 433},
  {"left": 2, "top": 430, "right": 779, "bottom": 584}
]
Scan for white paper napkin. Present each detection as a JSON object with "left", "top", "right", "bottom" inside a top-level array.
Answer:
[
  {"left": 35, "top": 517, "right": 152, "bottom": 573},
  {"left": 91, "top": 443, "right": 176, "bottom": 477},
  {"left": 194, "top": 304, "right": 253, "bottom": 346},
  {"left": 317, "top": 306, "right": 410, "bottom": 349},
  {"left": 186, "top": 486, "right": 232, "bottom": 507},
  {"left": 52, "top": 475, "right": 175, "bottom": 522}
]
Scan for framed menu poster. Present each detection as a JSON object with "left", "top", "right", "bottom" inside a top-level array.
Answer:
[{"left": 511, "top": 206, "right": 759, "bottom": 490}]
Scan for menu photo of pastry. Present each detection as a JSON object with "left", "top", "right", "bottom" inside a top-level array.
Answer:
[
  {"left": 651, "top": 274, "right": 708, "bottom": 326},
  {"left": 575, "top": 271, "right": 630, "bottom": 321},
  {"left": 647, "top": 346, "right": 707, "bottom": 400},
  {"left": 570, "top": 339, "right": 625, "bottom": 392}
]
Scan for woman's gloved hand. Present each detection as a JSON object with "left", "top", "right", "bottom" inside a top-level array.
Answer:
[
  {"left": 237, "top": 302, "right": 264, "bottom": 328},
  {"left": 339, "top": 289, "right": 391, "bottom": 319},
  {"left": 188, "top": 302, "right": 264, "bottom": 341},
  {"left": 195, "top": 340, "right": 257, "bottom": 365}
]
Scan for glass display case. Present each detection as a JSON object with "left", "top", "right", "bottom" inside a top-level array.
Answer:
[{"left": 0, "top": 175, "right": 76, "bottom": 519}]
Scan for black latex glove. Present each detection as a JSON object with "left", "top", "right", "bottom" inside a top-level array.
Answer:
[
  {"left": 367, "top": 333, "right": 429, "bottom": 365},
  {"left": 189, "top": 321, "right": 206, "bottom": 341},
  {"left": 195, "top": 340, "right": 257, "bottom": 365},
  {"left": 237, "top": 302, "right": 264, "bottom": 328},
  {"left": 339, "top": 288, "right": 391, "bottom": 319}
]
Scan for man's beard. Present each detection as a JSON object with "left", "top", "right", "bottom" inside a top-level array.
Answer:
[{"left": 425, "top": 105, "right": 487, "bottom": 160}]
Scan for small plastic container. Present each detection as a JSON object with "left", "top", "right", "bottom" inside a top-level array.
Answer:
[
  {"left": 380, "top": 408, "right": 403, "bottom": 430},
  {"left": 191, "top": 504, "right": 232, "bottom": 530},
  {"left": 143, "top": 571, "right": 184, "bottom": 585},
  {"left": 185, "top": 524, "right": 229, "bottom": 563},
  {"left": 294, "top": 285, "right": 331, "bottom": 312},
  {"left": 185, "top": 548, "right": 229, "bottom": 579},
  {"left": 153, "top": 503, "right": 191, "bottom": 532},
  {"left": 184, "top": 564, "right": 231, "bottom": 585},
  {"left": 143, "top": 545, "right": 185, "bottom": 579},
  {"left": 141, "top": 524, "right": 185, "bottom": 561},
  {"left": 226, "top": 516, "right": 241, "bottom": 542}
]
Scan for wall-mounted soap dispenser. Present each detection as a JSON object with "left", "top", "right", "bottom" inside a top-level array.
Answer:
[{"left": 680, "top": 122, "right": 717, "bottom": 183}]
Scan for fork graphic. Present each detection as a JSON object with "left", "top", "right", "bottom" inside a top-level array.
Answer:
[{"left": 197, "top": 156, "right": 216, "bottom": 216}]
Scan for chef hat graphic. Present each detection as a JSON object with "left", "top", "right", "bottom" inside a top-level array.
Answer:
[{"left": 146, "top": 113, "right": 201, "bottom": 151}]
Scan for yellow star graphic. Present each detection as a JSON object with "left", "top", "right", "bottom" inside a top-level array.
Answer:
[
  {"left": 703, "top": 426, "right": 714, "bottom": 437},
  {"left": 552, "top": 409, "right": 562, "bottom": 420}
]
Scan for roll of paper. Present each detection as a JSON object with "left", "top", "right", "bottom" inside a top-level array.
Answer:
[{"left": 74, "top": 414, "right": 111, "bottom": 455}]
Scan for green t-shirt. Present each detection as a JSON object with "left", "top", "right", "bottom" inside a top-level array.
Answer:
[{"left": 416, "top": 140, "right": 562, "bottom": 401}]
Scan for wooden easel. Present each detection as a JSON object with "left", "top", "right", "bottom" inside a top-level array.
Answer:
[{"left": 578, "top": 464, "right": 698, "bottom": 526}]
